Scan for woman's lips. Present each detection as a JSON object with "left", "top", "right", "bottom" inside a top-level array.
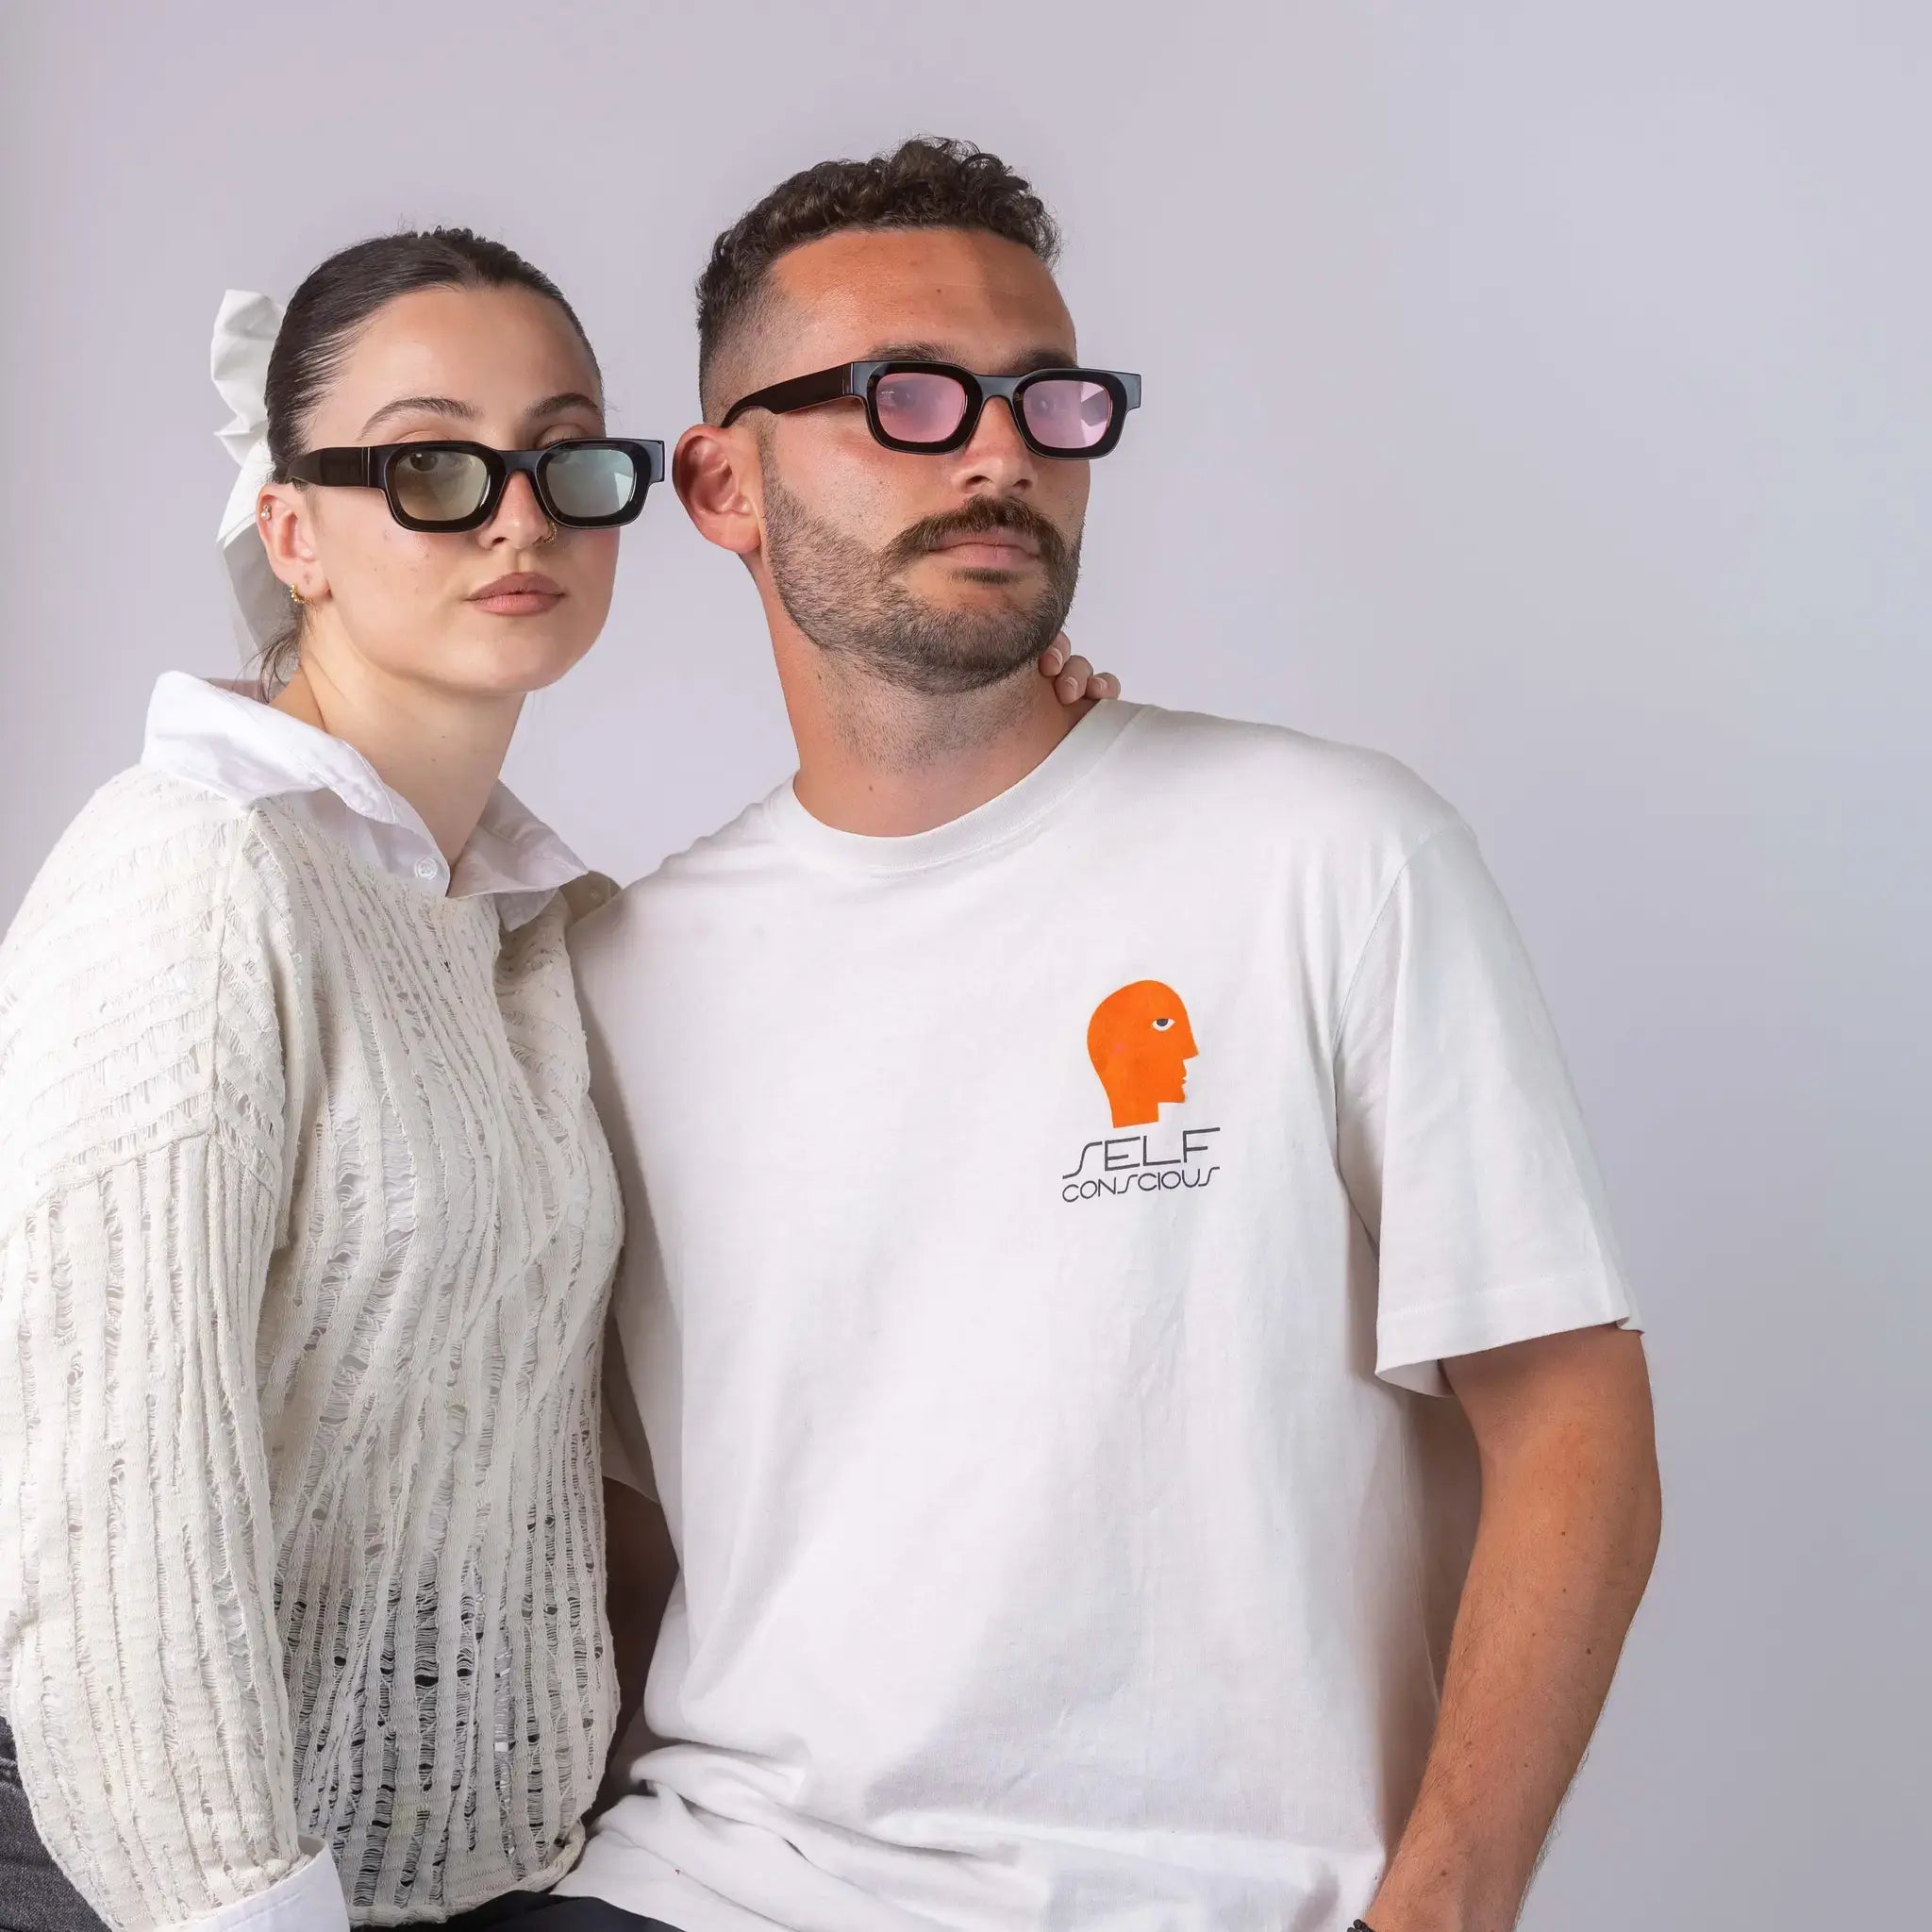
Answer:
[{"left": 469, "top": 572, "right": 564, "bottom": 616}]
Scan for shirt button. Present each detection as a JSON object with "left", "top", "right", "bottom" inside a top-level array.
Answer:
[{"left": 415, "top": 858, "right": 441, "bottom": 882}]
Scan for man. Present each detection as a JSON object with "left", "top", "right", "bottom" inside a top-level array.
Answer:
[{"left": 561, "top": 138, "right": 1660, "bottom": 1932}]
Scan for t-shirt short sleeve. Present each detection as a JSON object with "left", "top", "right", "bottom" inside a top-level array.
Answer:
[{"left": 1334, "top": 822, "right": 1641, "bottom": 1395}]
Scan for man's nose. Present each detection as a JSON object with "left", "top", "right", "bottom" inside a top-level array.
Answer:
[{"left": 948, "top": 393, "right": 1038, "bottom": 493}]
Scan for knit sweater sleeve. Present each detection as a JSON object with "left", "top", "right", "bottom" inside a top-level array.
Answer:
[{"left": 0, "top": 774, "right": 348, "bottom": 1932}]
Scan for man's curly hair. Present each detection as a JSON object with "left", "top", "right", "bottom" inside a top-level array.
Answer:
[{"left": 696, "top": 136, "right": 1062, "bottom": 419}]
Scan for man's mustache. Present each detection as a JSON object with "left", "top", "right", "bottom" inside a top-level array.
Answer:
[{"left": 884, "top": 496, "right": 1072, "bottom": 575}]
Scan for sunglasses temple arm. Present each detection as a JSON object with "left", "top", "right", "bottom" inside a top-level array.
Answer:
[{"left": 724, "top": 365, "right": 860, "bottom": 425}]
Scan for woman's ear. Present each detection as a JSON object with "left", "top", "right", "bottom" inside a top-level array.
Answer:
[
  {"left": 675, "top": 425, "right": 762, "bottom": 559},
  {"left": 257, "top": 484, "right": 325, "bottom": 602}
]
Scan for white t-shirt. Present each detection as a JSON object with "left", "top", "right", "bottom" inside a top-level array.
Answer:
[{"left": 562, "top": 702, "right": 1640, "bottom": 1932}]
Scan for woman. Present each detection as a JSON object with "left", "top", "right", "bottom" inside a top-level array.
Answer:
[{"left": 0, "top": 228, "right": 1113, "bottom": 1932}]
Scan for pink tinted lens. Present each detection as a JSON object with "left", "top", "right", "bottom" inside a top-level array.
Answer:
[
  {"left": 1021, "top": 377, "right": 1113, "bottom": 450},
  {"left": 873, "top": 371, "right": 971, "bottom": 445}
]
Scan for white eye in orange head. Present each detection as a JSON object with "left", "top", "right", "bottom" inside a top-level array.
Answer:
[{"left": 1088, "top": 982, "right": 1200, "bottom": 1128}]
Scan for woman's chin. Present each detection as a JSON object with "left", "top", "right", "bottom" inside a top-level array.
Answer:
[{"left": 428, "top": 622, "right": 599, "bottom": 699}]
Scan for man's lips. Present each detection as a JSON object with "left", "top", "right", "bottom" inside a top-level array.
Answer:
[
  {"left": 927, "top": 531, "right": 1040, "bottom": 565},
  {"left": 469, "top": 572, "right": 564, "bottom": 614}
]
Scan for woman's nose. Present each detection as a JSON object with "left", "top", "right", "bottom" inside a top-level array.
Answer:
[{"left": 490, "top": 470, "right": 553, "bottom": 546}]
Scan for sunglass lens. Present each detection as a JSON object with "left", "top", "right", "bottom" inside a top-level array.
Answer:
[
  {"left": 544, "top": 446, "right": 640, "bottom": 523},
  {"left": 1021, "top": 377, "right": 1114, "bottom": 452},
  {"left": 390, "top": 447, "right": 491, "bottom": 524},
  {"left": 874, "top": 372, "right": 971, "bottom": 447}
]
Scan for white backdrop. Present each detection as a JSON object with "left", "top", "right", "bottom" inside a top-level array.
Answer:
[{"left": 3, "top": 4, "right": 1925, "bottom": 1925}]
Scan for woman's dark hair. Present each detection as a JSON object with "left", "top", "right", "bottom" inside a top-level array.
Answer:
[{"left": 257, "top": 226, "right": 598, "bottom": 689}]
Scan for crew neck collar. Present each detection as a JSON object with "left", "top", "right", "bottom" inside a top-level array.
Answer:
[{"left": 762, "top": 701, "right": 1144, "bottom": 876}]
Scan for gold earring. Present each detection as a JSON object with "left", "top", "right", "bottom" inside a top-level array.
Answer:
[{"left": 290, "top": 586, "right": 306, "bottom": 607}]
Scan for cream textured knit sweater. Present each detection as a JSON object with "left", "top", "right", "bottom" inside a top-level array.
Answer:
[{"left": 0, "top": 759, "right": 623, "bottom": 1927}]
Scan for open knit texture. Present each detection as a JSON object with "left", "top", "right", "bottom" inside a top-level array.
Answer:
[{"left": 0, "top": 766, "right": 624, "bottom": 1927}]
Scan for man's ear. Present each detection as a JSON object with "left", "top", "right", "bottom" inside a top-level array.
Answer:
[{"left": 675, "top": 425, "right": 762, "bottom": 559}]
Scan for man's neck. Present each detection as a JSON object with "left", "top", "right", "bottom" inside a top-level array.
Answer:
[{"left": 778, "top": 631, "right": 1089, "bottom": 838}]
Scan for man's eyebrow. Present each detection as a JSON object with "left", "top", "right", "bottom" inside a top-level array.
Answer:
[
  {"left": 860, "top": 341, "right": 1078, "bottom": 375},
  {"left": 1005, "top": 345, "right": 1081, "bottom": 376},
  {"left": 861, "top": 341, "right": 951, "bottom": 363}
]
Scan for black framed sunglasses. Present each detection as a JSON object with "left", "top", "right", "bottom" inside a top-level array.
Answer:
[
  {"left": 284, "top": 438, "right": 667, "bottom": 533},
  {"left": 721, "top": 361, "right": 1142, "bottom": 458}
]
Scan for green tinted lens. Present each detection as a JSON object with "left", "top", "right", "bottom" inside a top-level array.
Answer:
[
  {"left": 389, "top": 447, "right": 491, "bottom": 523},
  {"left": 543, "top": 446, "right": 638, "bottom": 522}
]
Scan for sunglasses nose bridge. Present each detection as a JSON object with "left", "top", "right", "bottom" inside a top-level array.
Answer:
[
  {"left": 955, "top": 383, "right": 1036, "bottom": 465},
  {"left": 488, "top": 459, "right": 554, "bottom": 540}
]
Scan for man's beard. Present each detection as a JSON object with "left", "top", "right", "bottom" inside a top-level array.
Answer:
[{"left": 762, "top": 474, "right": 1082, "bottom": 697}]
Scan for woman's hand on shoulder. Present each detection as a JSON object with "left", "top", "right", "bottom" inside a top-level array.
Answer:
[{"left": 1038, "top": 632, "right": 1123, "bottom": 708}]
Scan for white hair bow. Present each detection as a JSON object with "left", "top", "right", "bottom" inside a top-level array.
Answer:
[{"left": 212, "top": 289, "right": 287, "bottom": 653}]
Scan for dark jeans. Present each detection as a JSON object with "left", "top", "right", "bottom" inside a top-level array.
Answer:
[
  {"left": 0, "top": 1720, "right": 107, "bottom": 1932},
  {"left": 0, "top": 1718, "right": 674, "bottom": 1932},
  {"left": 441, "top": 1894, "right": 678, "bottom": 1932}
]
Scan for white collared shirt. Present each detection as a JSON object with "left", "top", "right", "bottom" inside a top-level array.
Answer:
[{"left": 140, "top": 671, "right": 589, "bottom": 929}]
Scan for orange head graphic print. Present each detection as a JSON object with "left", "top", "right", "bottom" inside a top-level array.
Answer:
[{"left": 1088, "top": 981, "right": 1199, "bottom": 1128}]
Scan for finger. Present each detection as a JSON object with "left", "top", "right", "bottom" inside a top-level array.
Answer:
[
  {"left": 1057, "top": 672, "right": 1084, "bottom": 703},
  {"left": 1059, "top": 654, "right": 1095, "bottom": 688},
  {"left": 1038, "top": 638, "right": 1068, "bottom": 676},
  {"left": 1093, "top": 672, "right": 1122, "bottom": 699}
]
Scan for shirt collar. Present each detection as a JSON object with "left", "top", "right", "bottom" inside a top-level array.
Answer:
[{"left": 140, "top": 672, "right": 588, "bottom": 929}]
